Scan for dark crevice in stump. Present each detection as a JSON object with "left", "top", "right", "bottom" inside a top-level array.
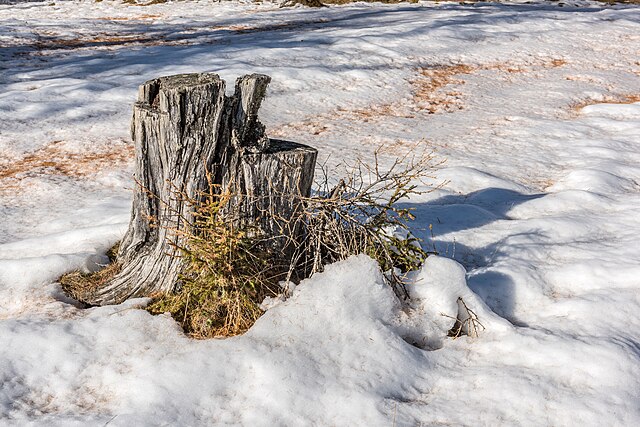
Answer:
[{"left": 82, "top": 73, "right": 316, "bottom": 306}]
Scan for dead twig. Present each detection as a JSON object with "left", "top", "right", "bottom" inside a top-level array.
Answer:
[{"left": 443, "top": 297, "right": 485, "bottom": 338}]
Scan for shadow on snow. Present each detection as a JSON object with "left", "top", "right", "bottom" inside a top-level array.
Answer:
[{"left": 403, "top": 187, "right": 545, "bottom": 326}]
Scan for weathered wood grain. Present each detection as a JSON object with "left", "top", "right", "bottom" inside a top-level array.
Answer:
[{"left": 83, "top": 73, "right": 316, "bottom": 305}]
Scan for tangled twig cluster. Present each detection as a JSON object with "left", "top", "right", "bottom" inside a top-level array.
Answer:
[{"left": 148, "top": 148, "right": 442, "bottom": 337}]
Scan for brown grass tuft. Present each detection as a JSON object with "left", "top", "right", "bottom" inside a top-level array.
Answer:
[{"left": 59, "top": 244, "right": 121, "bottom": 304}]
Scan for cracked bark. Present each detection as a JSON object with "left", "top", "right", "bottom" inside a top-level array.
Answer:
[{"left": 82, "top": 73, "right": 317, "bottom": 305}]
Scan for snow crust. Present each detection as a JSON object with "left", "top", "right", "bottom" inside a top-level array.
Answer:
[{"left": 1, "top": 0, "right": 640, "bottom": 425}]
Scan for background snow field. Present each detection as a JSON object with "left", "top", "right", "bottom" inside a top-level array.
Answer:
[{"left": 1, "top": 0, "right": 640, "bottom": 425}]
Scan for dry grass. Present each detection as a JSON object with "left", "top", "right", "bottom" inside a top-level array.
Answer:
[
  {"left": 59, "top": 244, "right": 121, "bottom": 304},
  {"left": 570, "top": 94, "right": 640, "bottom": 112},
  {"left": 294, "top": 150, "right": 438, "bottom": 299},
  {"left": 411, "top": 64, "right": 475, "bottom": 113},
  {"left": 547, "top": 58, "right": 568, "bottom": 68},
  {"left": 339, "top": 103, "right": 417, "bottom": 122},
  {"left": 273, "top": 58, "right": 569, "bottom": 138},
  {"left": 410, "top": 59, "right": 566, "bottom": 113},
  {"left": 484, "top": 58, "right": 567, "bottom": 74},
  {"left": 271, "top": 63, "right": 478, "bottom": 138},
  {"left": 269, "top": 120, "right": 331, "bottom": 137},
  {"left": 0, "top": 139, "right": 133, "bottom": 181},
  {"left": 59, "top": 262, "right": 121, "bottom": 304},
  {"left": 0, "top": 139, "right": 133, "bottom": 194},
  {"left": 142, "top": 149, "right": 438, "bottom": 338},
  {"left": 272, "top": 63, "right": 475, "bottom": 139}
]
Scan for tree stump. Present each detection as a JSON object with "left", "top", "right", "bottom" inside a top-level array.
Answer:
[{"left": 83, "top": 73, "right": 317, "bottom": 306}]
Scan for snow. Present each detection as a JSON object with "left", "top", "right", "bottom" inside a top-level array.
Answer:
[{"left": 2, "top": 0, "right": 640, "bottom": 425}]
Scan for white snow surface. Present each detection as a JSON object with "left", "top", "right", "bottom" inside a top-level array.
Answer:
[{"left": 1, "top": 0, "right": 640, "bottom": 425}]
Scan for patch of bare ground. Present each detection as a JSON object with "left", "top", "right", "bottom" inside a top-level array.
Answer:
[
  {"left": 122, "top": 0, "right": 168, "bottom": 6},
  {"left": 212, "top": 19, "right": 329, "bottom": 34},
  {"left": 272, "top": 63, "right": 480, "bottom": 137},
  {"left": 373, "top": 138, "right": 434, "bottom": 156},
  {"left": 411, "top": 64, "right": 475, "bottom": 113},
  {"left": 30, "top": 33, "right": 177, "bottom": 52},
  {"left": 269, "top": 108, "right": 389, "bottom": 139},
  {"left": 0, "top": 139, "right": 133, "bottom": 192},
  {"left": 564, "top": 75, "right": 610, "bottom": 85},
  {"left": 96, "top": 14, "right": 162, "bottom": 21},
  {"left": 410, "top": 59, "right": 566, "bottom": 115},
  {"left": 273, "top": 58, "right": 568, "bottom": 138},
  {"left": 269, "top": 120, "right": 331, "bottom": 138},
  {"left": 485, "top": 58, "right": 567, "bottom": 74},
  {"left": 22, "top": 18, "right": 330, "bottom": 55},
  {"left": 338, "top": 103, "right": 417, "bottom": 123},
  {"left": 545, "top": 58, "right": 568, "bottom": 69},
  {"left": 570, "top": 94, "right": 640, "bottom": 113}
]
